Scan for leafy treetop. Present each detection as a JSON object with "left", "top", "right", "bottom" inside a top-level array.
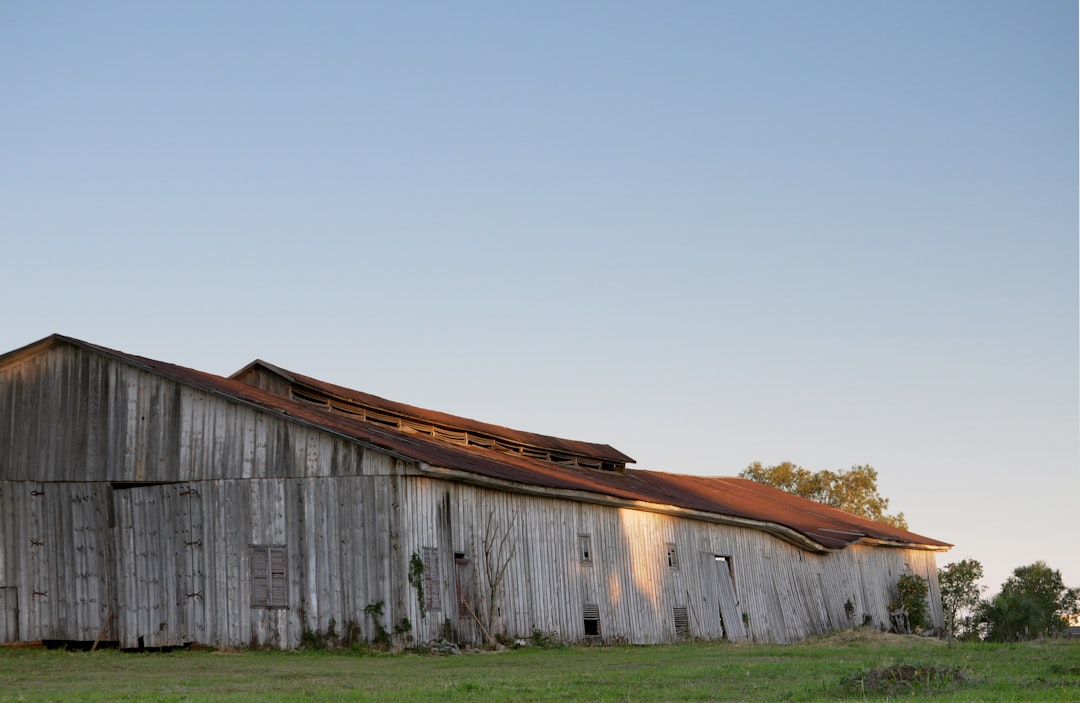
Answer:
[
  {"left": 740, "top": 461, "right": 907, "bottom": 529},
  {"left": 938, "top": 559, "right": 985, "bottom": 641},
  {"left": 978, "top": 560, "right": 1079, "bottom": 641}
]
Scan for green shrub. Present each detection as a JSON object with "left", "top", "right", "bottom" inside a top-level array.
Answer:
[
  {"left": 890, "top": 573, "right": 929, "bottom": 633},
  {"left": 408, "top": 552, "right": 426, "bottom": 617},
  {"left": 529, "top": 628, "right": 564, "bottom": 648}
]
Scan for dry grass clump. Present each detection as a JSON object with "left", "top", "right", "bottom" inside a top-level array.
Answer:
[
  {"left": 846, "top": 663, "right": 969, "bottom": 695},
  {"left": 800, "top": 625, "right": 945, "bottom": 647}
]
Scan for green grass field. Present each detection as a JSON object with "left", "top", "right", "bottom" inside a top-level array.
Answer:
[{"left": 1, "top": 629, "right": 1078, "bottom": 702}]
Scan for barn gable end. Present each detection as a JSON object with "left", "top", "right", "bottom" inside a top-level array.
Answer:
[{"left": 0, "top": 335, "right": 948, "bottom": 649}]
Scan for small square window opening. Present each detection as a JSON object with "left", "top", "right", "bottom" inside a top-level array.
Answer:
[
  {"left": 666, "top": 543, "right": 679, "bottom": 570},
  {"left": 579, "top": 534, "right": 592, "bottom": 565}
]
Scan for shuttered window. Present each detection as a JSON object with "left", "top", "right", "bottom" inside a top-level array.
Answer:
[
  {"left": 422, "top": 547, "right": 441, "bottom": 611},
  {"left": 673, "top": 606, "right": 689, "bottom": 640},
  {"left": 583, "top": 602, "right": 600, "bottom": 637},
  {"left": 251, "top": 545, "right": 288, "bottom": 608}
]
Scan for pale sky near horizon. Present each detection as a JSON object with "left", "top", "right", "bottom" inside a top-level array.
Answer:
[{"left": 1, "top": 1, "right": 1077, "bottom": 598}]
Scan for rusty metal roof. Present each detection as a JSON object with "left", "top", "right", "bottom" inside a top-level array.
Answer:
[
  {"left": 13, "top": 335, "right": 950, "bottom": 553},
  {"left": 229, "top": 359, "right": 635, "bottom": 468}
]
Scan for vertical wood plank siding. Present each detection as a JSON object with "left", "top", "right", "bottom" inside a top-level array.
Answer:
[
  {"left": 0, "top": 342, "right": 943, "bottom": 648},
  {"left": 395, "top": 477, "right": 943, "bottom": 645},
  {"left": 0, "top": 482, "right": 114, "bottom": 642},
  {"left": 0, "top": 344, "right": 367, "bottom": 483}
]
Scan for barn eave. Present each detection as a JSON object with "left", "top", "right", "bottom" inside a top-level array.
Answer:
[
  {"left": 417, "top": 462, "right": 844, "bottom": 553},
  {"left": 853, "top": 536, "right": 952, "bottom": 552}
]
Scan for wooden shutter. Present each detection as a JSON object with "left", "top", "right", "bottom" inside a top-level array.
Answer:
[
  {"left": 252, "top": 548, "right": 269, "bottom": 607},
  {"left": 269, "top": 547, "right": 287, "bottom": 607},
  {"left": 252, "top": 545, "right": 287, "bottom": 608},
  {"left": 422, "top": 547, "right": 441, "bottom": 611},
  {"left": 673, "top": 606, "right": 689, "bottom": 640}
]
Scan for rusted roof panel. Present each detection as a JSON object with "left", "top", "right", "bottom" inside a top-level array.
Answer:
[{"left": 24, "top": 335, "right": 949, "bottom": 552}]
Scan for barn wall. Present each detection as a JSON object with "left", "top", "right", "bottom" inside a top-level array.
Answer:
[
  {"left": 0, "top": 343, "right": 944, "bottom": 648},
  {"left": 0, "top": 471, "right": 407, "bottom": 649},
  {"left": 1, "top": 470, "right": 940, "bottom": 648},
  {"left": 0, "top": 343, "right": 409, "bottom": 648},
  {"left": 395, "top": 477, "right": 943, "bottom": 645},
  {"left": 0, "top": 481, "right": 114, "bottom": 642},
  {"left": 108, "top": 473, "right": 404, "bottom": 650}
]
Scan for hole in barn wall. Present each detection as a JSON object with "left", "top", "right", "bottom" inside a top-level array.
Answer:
[
  {"left": 583, "top": 603, "right": 600, "bottom": 637},
  {"left": 666, "top": 543, "right": 679, "bottom": 570}
]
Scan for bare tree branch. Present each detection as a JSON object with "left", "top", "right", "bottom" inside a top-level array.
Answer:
[{"left": 480, "top": 509, "right": 518, "bottom": 642}]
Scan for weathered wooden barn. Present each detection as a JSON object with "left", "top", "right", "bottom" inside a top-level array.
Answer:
[{"left": 0, "top": 335, "right": 949, "bottom": 649}]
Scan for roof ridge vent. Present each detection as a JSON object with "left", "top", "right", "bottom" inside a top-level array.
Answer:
[{"left": 289, "top": 383, "right": 627, "bottom": 472}]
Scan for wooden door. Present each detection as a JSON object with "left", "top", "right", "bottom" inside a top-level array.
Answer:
[
  {"left": 699, "top": 553, "right": 747, "bottom": 642},
  {"left": 0, "top": 587, "right": 17, "bottom": 642},
  {"left": 114, "top": 484, "right": 203, "bottom": 648},
  {"left": 454, "top": 556, "right": 477, "bottom": 643}
]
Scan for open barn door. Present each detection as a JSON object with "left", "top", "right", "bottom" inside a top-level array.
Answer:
[
  {"left": 113, "top": 483, "right": 204, "bottom": 648},
  {"left": 698, "top": 553, "right": 747, "bottom": 642}
]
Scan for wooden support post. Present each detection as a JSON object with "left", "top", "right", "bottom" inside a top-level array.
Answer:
[
  {"left": 91, "top": 608, "right": 113, "bottom": 652},
  {"left": 462, "top": 599, "right": 501, "bottom": 649}
]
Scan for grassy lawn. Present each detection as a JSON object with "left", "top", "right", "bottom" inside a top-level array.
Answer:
[{"left": 1, "top": 630, "right": 1078, "bottom": 702}]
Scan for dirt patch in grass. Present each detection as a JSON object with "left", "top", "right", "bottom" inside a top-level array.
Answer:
[{"left": 845, "top": 663, "right": 969, "bottom": 696}]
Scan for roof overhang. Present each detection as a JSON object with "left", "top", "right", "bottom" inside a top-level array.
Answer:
[{"left": 414, "top": 463, "right": 948, "bottom": 554}]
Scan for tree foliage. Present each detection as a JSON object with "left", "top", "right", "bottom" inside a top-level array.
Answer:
[
  {"left": 890, "top": 573, "right": 930, "bottom": 633},
  {"left": 938, "top": 559, "right": 984, "bottom": 641},
  {"left": 739, "top": 461, "right": 907, "bottom": 529},
  {"left": 977, "top": 561, "right": 1079, "bottom": 641}
]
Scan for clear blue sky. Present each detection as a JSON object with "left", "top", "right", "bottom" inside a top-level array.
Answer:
[{"left": 2, "top": 1, "right": 1076, "bottom": 597}]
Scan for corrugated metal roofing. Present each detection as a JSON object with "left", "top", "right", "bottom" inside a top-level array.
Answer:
[
  {"left": 230, "top": 359, "right": 635, "bottom": 467},
  {"left": 7, "top": 335, "right": 951, "bottom": 553}
]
